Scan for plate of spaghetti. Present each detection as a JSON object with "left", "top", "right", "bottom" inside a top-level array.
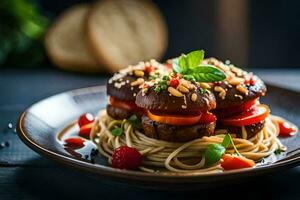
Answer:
[{"left": 17, "top": 50, "right": 300, "bottom": 189}]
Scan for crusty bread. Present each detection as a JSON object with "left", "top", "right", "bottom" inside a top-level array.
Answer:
[
  {"left": 86, "top": 0, "right": 168, "bottom": 72},
  {"left": 45, "top": 4, "right": 104, "bottom": 73}
]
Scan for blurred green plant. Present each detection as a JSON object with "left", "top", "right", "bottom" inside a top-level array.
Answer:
[{"left": 0, "top": 0, "right": 48, "bottom": 67}]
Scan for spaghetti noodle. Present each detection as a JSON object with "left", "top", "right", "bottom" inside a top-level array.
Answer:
[{"left": 90, "top": 109, "right": 290, "bottom": 173}]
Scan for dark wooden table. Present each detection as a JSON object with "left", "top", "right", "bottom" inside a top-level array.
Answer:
[{"left": 1, "top": 68, "right": 300, "bottom": 200}]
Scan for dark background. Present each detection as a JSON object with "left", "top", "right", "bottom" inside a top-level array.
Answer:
[{"left": 38, "top": 0, "right": 300, "bottom": 68}]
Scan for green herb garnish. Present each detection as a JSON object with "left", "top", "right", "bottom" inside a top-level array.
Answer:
[
  {"left": 111, "top": 127, "right": 123, "bottom": 136},
  {"left": 204, "top": 134, "right": 239, "bottom": 166},
  {"left": 274, "top": 149, "right": 285, "bottom": 155},
  {"left": 221, "top": 134, "right": 231, "bottom": 148},
  {"left": 154, "top": 79, "right": 168, "bottom": 93},
  {"left": 183, "top": 74, "right": 196, "bottom": 82},
  {"left": 204, "top": 143, "right": 226, "bottom": 166},
  {"left": 199, "top": 88, "right": 207, "bottom": 95},
  {"left": 162, "top": 75, "right": 170, "bottom": 81},
  {"left": 149, "top": 75, "right": 158, "bottom": 80},
  {"left": 154, "top": 87, "right": 161, "bottom": 93},
  {"left": 128, "top": 115, "right": 142, "bottom": 129},
  {"left": 173, "top": 50, "right": 226, "bottom": 82}
]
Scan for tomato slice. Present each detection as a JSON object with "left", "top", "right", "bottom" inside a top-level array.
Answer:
[
  {"left": 220, "top": 104, "right": 270, "bottom": 127},
  {"left": 198, "top": 112, "right": 217, "bottom": 124},
  {"left": 214, "top": 98, "right": 257, "bottom": 118},
  {"left": 147, "top": 110, "right": 202, "bottom": 126},
  {"left": 278, "top": 121, "right": 297, "bottom": 137},
  {"left": 221, "top": 154, "right": 255, "bottom": 170},
  {"left": 109, "top": 97, "right": 141, "bottom": 111},
  {"left": 79, "top": 123, "right": 93, "bottom": 138}
]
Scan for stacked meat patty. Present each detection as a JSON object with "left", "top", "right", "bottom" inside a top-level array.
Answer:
[{"left": 106, "top": 57, "right": 268, "bottom": 142}]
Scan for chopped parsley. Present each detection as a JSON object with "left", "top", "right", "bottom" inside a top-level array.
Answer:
[
  {"left": 154, "top": 79, "right": 168, "bottom": 93},
  {"left": 199, "top": 88, "right": 207, "bottom": 95},
  {"left": 274, "top": 149, "right": 285, "bottom": 155}
]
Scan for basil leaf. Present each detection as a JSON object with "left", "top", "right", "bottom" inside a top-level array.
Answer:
[
  {"left": 204, "top": 144, "right": 226, "bottom": 166},
  {"left": 186, "top": 50, "right": 204, "bottom": 67},
  {"left": 222, "top": 134, "right": 231, "bottom": 148},
  {"left": 183, "top": 74, "right": 196, "bottom": 82},
  {"left": 172, "top": 58, "right": 181, "bottom": 73},
  {"left": 224, "top": 133, "right": 241, "bottom": 156},
  {"left": 111, "top": 127, "right": 123, "bottom": 136},
  {"left": 178, "top": 55, "right": 189, "bottom": 73},
  {"left": 128, "top": 115, "right": 142, "bottom": 129},
  {"left": 189, "top": 65, "right": 226, "bottom": 82}
]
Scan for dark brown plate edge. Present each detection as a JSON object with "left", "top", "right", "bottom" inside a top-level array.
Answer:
[{"left": 16, "top": 84, "right": 300, "bottom": 184}]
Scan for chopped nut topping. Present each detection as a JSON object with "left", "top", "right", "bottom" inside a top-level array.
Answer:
[
  {"left": 168, "top": 87, "right": 183, "bottom": 97},
  {"left": 199, "top": 82, "right": 211, "bottom": 89},
  {"left": 236, "top": 84, "right": 248, "bottom": 95},
  {"left": 228, "top": 77, "right": 245, "bottom": 85},
  {"left": 214, "top": 86, "right": 225, "bottom": 92},
  {"left": 214, "top": 86, "right": 227, "bottom": 99},
  {"left": 230, "top": 65, "right": 243, "bottom": 76},
  {"left": 134, "top": 70, "right": 144, "bottom": 77},
  {"left": 180, "top": 80, "right": 190, "bottom": 88},
  {"left": 191, "top": 93, "right": 197, "bottom": 102},
  {"left": 219, "top": 91, "right": 226, "bottom": 99},
  {"left": 178, "top": 84, "right": 189, "bottom": 93},
  {"left": 131, "top": 78, "right": 144, "bottom": 86},
  {"left": 234, "top": 94, "right": 243, "bottom": 99}
]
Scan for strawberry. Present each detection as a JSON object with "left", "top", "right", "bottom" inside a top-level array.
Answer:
[
  {"left": 111, "top": 146, "right": 142, "bottom": 169},
  {"left": 78, "top": 113, "right": 94, "bottom": 127}
]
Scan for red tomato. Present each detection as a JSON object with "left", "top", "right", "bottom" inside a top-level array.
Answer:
[
  {"left": 245, "top": 73, "right": 256, "bottom": 86},
  {"left": 278, "top": 121, "right": 297, "bottom": 137},
  {"left": 147, "top": 110, "right": 202, "bottom": 126},
  {"left": 221, "top": 154, "right": 255, "bottom": 170},
  {"left": 109, "top": 97, "right": 141, "bottom": 111},
  {"left": 79, "top": 123, "right": 93, "bottom": 138},
  {"left": 220, "top": 105, "right": 270, "bottom": 127},
  {"left": 198, "top": 112, "right": 217, "bottom": 124},
  {"left": 144, "top": 65, "right": 154, "bottom": 73},
  {"left": 78, "top": 113, "right": 94, "bottom": 127},
  {"left": 164, "top": 60, "right": 173, "bottom": 69},
  {"left": 170, "top": 78, "right": 179, "bottom": 88},
  {"left": 64, "top": 137, "right": 85, "bottom": 148},
  {"left": 214, "top": 98, "right": 257, "bottom": 118}
]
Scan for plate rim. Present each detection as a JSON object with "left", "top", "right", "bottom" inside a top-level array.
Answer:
[{"left": 17, "top": 85, "right": 300, "bottom": 183}]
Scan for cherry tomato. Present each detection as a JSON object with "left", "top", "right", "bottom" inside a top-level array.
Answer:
[
  {"left": 79, "top": 123, "right": 94, "bottom": 138},
  {"left": 221, "top": 154, "right": 255, "bottom": 170},
  {"left": 220, "top": 105, "right": 270, "bottom": 127},
  {"left": 78, "top": 113, "right": 94, "bottom": 127},
  {"left": 109, "top": 97, "right": 141, "bottom": 111},
  {"left": 144, "top": 65, "right": 154, "bottom": 73},
  {"left": 198, "top": 112, "right": 217, "bottom": 124},
  {"left": 245, "top": 73, "right": 256, "bottom": 86},
  {"left": 147, "top": 110, "right": 202, "bottom": 126},
  {"left": 278, "top": 121, "right": 297, "bottom": 137},
  {"left": 170, "top": 78, "right": 179, "bottom": 88},
  {"left": 164, "top": 60, "right": 173, "bottom": 69},
  {"left": 64, "top": 137, "right": 85, "bottom": 148},
  {"left": 214, "top": 98, "right": 257, "bottom": 118}
]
